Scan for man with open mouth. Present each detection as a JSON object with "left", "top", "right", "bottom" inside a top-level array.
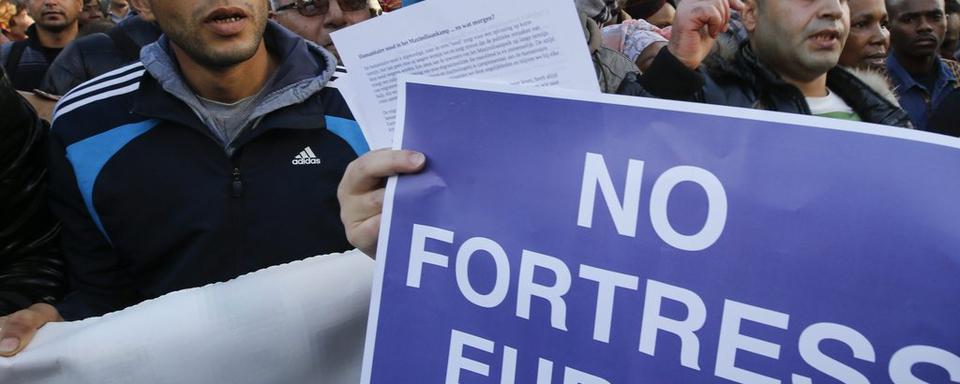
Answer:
[
  {"left": 886, "top": 0, "right": 960, "bottom": 134},
  {"left": 0, "top": 0, "right": 81, "bottom": 91},
  {"left": 0, "top": 0, "right": 367, "bottom": 357},
  {"left": 618, "top": 0, "right": 912, "bottom": 127}
]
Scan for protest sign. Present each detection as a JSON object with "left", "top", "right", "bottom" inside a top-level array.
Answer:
[
  {"left": 362, "top": 77, "right": 960, "bottom": 383},
  {"left": 332, "top": 0, "right": 599, "bottom": 149}
]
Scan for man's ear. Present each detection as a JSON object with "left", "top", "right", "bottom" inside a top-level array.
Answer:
[
  {"left": 129, "top": 0, "right": 154, "bottom": 22},
  {"left": 741, "top": 0, "right": 759, "bottom": 33}
]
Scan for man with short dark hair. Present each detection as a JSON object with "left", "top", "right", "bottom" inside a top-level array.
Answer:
[
  {"left": 0, "top": 0, "right": 366, "bottom": 357},
  {"left": 0, "top": 0, "right": 81, "bottom": 90},
  {"left": 885, "top": 0, "right": 960, "bottom": 132},
  {"left": 619, "top": 0, "right": 910, "bottom": 126}
]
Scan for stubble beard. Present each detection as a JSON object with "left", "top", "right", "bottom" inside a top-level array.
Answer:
[
  {"left": 160, "top": 15, "right": 267, "bottom": 70},
  {"left": 753, "top": 20, "right": 842, "bottom": 82}
]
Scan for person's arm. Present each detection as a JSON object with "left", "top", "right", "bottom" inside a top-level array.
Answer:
[
  {"left": 617, "top": 0, "right": 743, "bottom": 100},
  {"left": 337, "top": 149, "right": 426, "bottom": 258},
  {"left": 44, "top": 124, "right": 141, "bottom": 321},
  {"left": 0, "top": 82, "right": 140, "bottom": 357},
  {"left": 0, "top": 68, "right": 66, "bottom": 356},
  {"left": 0, "top": 69, "right": 64, "bottom": 315}
]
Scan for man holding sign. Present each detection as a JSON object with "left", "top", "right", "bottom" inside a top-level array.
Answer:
[
  {"left": 337, "top": 2, "right": 957, "bottom": 383},
  {"left": 339, "top": 0, "right": 920, "bottom": 258},
  {"left": 340, "top": 82, "right": 959, "bottom": 384}
]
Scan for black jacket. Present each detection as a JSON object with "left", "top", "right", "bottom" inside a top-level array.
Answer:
[
  {"left": 47, "top": 24, "right": 366, "bottom": 320},
  {"left": 928, "top": 90, "right": 960, "bottom": 137},
  {"left": 0, "top": 25, "right": 61, "bottom": 91},
  {"left": 40, "top": 16, "right": 161, "bottom": 96},
  {"left": 618, "top": 40, "right": 912, "bottom": 128},
  {"left": 0, "top": 68, "right": 66, "bottom": 315}
]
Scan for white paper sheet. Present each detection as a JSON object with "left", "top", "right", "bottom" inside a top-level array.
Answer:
[
  {"left": 331, "top": 0, "right": 600, "bottom": 149},
  {"left": 0, "top": 250, "right": 374, "bottom": 384}
]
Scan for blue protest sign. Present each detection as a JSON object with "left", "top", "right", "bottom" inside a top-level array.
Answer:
[{"left": 360, "top": 78, "right": 960, "bottom": 384}]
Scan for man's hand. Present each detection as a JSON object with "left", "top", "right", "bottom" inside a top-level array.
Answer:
[
  {"left": 668, "top": 0, "right": 745, "bottom": 70},
  {"left": 0, "top": 303, "right": 63, "bottom": 357},
  {"left": 338, "top": 149, "right": 426, "bottom": 258}
]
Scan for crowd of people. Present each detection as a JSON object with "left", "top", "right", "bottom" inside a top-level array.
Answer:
[{"left": 0, "top": 0, "right": 957, "bottom": 364}]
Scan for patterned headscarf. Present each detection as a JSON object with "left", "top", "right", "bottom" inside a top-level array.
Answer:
[{"left": 600, "top": 18, "right": 670, "bottom": 62}]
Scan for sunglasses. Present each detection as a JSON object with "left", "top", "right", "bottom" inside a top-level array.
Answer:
[{"left": 275, "top": 0, "right": 369, "bottom": 17}]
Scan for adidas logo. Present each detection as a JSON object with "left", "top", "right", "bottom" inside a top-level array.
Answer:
[{"left": 292, "top": 146, "right": 322, "bottom": 165}]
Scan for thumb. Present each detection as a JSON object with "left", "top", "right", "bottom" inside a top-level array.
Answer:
[{"left": 0, "top": 303, "right": 61, "bottom": 357}]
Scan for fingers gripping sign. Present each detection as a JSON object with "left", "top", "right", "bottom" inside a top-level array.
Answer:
[
  {"left": 668, "top": 0, "right": 746, "bottom": 69},
  {"left": 338, "top": 149, "right": 427, "bottom": 258},
  {"left": 0, "top": 303, "right": 63, "bottom": 357}
]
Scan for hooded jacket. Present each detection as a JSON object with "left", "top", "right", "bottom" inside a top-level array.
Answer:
[
  {"left": 618, "top": 38, "right": 912, "bottom": 128},
  {"left": 47, "top": 22, "right": 369, "bottom": 320}
]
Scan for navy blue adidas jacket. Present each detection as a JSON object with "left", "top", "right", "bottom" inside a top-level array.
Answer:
[{"left": 46, "top": 23, "right": 369, "bottom": 320}]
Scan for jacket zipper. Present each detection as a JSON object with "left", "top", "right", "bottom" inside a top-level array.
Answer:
[
  {"left": 231, "top": 168, "right": 243, "bottom": 197},
  {"left": 229, "top": 161, "right": 244, "bottom": 272}
]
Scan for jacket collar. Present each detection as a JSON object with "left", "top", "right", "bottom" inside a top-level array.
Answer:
[
  {"left": 734, "top": 42, "right": 796, "bottom": 91},
  {"left": 708, "top": 39, "right": 910, "bottom": 127},
  {"left": 885, "top": 53, "right": 958, "bottom": 93},
  {"left": 704, "top": 38, "right": 802, "bottom": 96},
  {"left": 132, "top": 21, "right": 338, "bottom": 142},
  {"left": 825, "top": 66, "right": 912, "bottom": 127},
  {"left": 116, "top": 16, "right": 162, "bottom": 47}
]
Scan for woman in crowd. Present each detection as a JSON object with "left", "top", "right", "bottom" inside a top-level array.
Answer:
[{"left": 839, "top": 0, "right": 891, "bottom": 71}]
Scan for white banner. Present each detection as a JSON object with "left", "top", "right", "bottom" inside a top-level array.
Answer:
[{"left": 0, "top": 250, "right": 373, "bottom": 384}]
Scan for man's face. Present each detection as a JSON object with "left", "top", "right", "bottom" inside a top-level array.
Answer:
[
  {"left": 143, "top": 0, "right": 269, "bottom": 69},
  {"left": 80, "top": 0, "right": 103, "bottom": 24},
  {"left": 941, "top": 12, "right": 959, "bottom": 58},
  {"left": 748, "top": 0, "right": 851, "bottom": 82},
  {"left": 271, "top": 0, "right": 372, "bottom": 63},
  {"left": 888, "top": 0, "right": 946, "bottom": 61},
  {"left": 839, "top": 0, "right": 890, "bottom": 69},
  {"left": 28, "top": 0, "right": 82, "bottom": 32},
  {"left": 109, "top": 0, "right": 128, "bottom": 19}
]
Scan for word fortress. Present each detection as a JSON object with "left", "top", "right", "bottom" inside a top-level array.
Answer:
[{"left": 401, "top": 153, "right": 958, "bottom": 383}]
